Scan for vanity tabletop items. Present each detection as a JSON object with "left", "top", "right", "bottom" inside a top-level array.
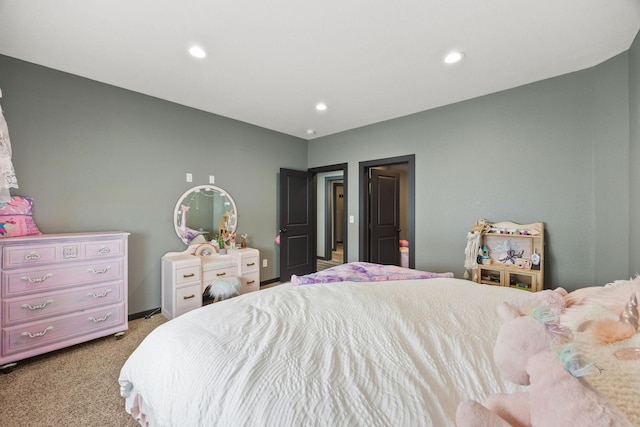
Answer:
[{"left": 0, "top": 231, "right": 129, "bottom": 371}]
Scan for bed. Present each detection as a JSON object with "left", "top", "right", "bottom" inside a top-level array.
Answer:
[{"left": 118, "top": 269, "right": 639, "bottom": 426}]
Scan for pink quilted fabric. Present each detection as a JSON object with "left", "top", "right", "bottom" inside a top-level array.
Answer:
[{"left": 292, "top": 262, "right": 454, "bottom": 285}]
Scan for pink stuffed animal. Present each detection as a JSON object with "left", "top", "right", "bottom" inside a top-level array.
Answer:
[{"left": 456, "top": 302, "right": 632, "bottom": 427}]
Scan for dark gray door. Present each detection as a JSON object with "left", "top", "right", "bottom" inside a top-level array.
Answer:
[
  {"left": 279, "top": 168, "right": 315, "bottom": 282},
  {"left": 369, "top": 168, "right": 400, "bottom": 265}
]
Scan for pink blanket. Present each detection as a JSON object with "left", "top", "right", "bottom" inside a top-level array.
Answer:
[{"left": 291, "top": 262, "right": 454, "bottom": 285}]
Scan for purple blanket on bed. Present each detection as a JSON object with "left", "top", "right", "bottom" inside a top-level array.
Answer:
[{"left": 291, "top": 262, "right": 454, "bottom": 285}]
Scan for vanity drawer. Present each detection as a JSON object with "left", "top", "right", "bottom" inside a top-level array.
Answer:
[
  {"left": 202, "top": 266, "right": 237, "bottom": 284},
  {"left": 175, "top": 283, "right": 202, "bottom": 311},
  {"left": 2, "top": 302, "right": 125, "bottom": 356},
  {"left": 239, "top": 272, "right": 259, "bottom": 294},
  {"left": 84, "top": 240, "right": 124, "bottom": 259},
  {"left": 176, "top": 264, "right": 200, "bottom": 285},
  {"left": 3, "top": 259, "right": 123, "bottom": 298},
  {"left": 240, "top": 255, "right": 259, "bottom": 274},
  {"left": 3, "top": 280, "right": 124, "bottom": 326},
  {"left": 3, "top": 245, "right": 58, "bottom": 268}
]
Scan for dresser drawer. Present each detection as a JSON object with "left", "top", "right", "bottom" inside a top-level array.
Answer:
[
  {"left": 3, "top": 280, "right": 124, "bottom": 326},
  {"left": 3, "top": 259, "right": 123, "bottom": 298},
  {"left": 3, "top": 245, "right": 58, "bottom": 268},
  {"left": 240, "top": 255, "right": 259, "bottom": 274},
  {"left": 175, "top": 283, "right": 202, "bottom": 311},
  {"left": 240, "top": 256, "right": 259, "bottom": 274},
  {"left": 176, "top": 264, "right": 200, "bottom": 285},
  {"left": 239, "top": 272, "right": 260, "bottom": 294},
  {"left": 202, "top": 266, "right": 237, "bottom": 284},
  {"left": 2, "top": 303, "right": 125, "bottom": 356},
  {"left": 84, "top": 240, "right": 124, "bottom": 259}
]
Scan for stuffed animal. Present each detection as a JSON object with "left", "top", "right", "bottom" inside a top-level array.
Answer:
[{"left": 456, "top": 302, "right": 632, "bottom": 427}]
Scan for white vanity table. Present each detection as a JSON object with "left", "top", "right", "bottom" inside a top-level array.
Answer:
[
  {"left": 161, "top": 247, "right": 259, "bottom": 320},
  {"left": 161, "top": 184, "right": 260, "bottom": 320}
]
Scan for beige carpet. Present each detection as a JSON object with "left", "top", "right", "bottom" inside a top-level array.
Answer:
[{"left": 0, "top": 314, "right": 166, "bottom": 427}]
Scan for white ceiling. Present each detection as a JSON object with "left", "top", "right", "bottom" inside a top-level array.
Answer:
[{"left": 1, "top": 1, "right": 639, "bottom": 140}]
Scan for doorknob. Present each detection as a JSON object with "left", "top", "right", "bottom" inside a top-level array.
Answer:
[{"left": 279, "top": 228, "right": 288, "bottom": 234}]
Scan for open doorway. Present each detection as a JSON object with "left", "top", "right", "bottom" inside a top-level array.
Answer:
[
  {"left": 278, "top": 164, "right": 348, "bottom": 282},
  {"left": 359, "top": 155, "right": 415, "bottom": 268},
  {"left": 310, "top": 164, "right": 348, "bottom": 271}
]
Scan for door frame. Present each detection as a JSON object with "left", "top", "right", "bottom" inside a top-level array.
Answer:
[
  {"left": 309, "top": 163, "right": 348, "bottom": 265},
  {"left": 359, "top": 155, "right": 415, "bottom": 268}
]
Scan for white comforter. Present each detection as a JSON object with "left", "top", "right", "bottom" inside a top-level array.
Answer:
[{"left": 119, "top": 278, "right": 531, "bottom": 426}]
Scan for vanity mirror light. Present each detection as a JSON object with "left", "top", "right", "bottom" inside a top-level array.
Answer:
[{"left": 174, "top": 184, "right": 238, "bottom": 245}]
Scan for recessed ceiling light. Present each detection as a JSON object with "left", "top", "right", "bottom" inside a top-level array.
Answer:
[
  {"left": 444, "top": 51, "right": 464, "bottom": 64},
  {"left": 189, "top": 46, "right": 207, "bottom": 59},
  {"left": 307, "top": 129, "right": 316, "bottom": 135},
  {"left": 315, "top": 102, "right": 328, "bottom": 111}
]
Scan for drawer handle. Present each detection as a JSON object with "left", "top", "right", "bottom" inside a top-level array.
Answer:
[
  {"left": 21, "top": 273, "right": 53, "bottom": 283},
  {"left": 21, "top": 300, "right": 53, "bottom": 310},
  {"left": 183, "top": 294, "right": 196, "bottom": 300},
  {"left": 216, "top": 272, "right": 226, "bottom": 277},
  {"left": 24, "top": 252, "right": 41, "bottom": 261},
  {"left": 246, "top": 262, "right": 255, "bottom": 267},
  {"left": 88, "top": 312, "right": 112, "bottom": 323},
  {"left": 98, "top": 247, "right": 111, "bottom": 254},
  {"left": 87, "top": 289, "right": 112, "bottom": 298},
  {"left": 86, "top": 266, "right": 111, "bottom": 275},
  {"left": 183, "top": 273, "right": 195, "bottom": 278},
  {"left": 21, "top": 326, "right": 53, "bottom": 338},
  {"left": 247, "top": 280, "right": 255, "bottom": 285}
]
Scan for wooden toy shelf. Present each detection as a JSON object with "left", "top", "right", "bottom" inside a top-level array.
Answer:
[{"left": 471, "top": 220, "right": 544, "bottom": 292}]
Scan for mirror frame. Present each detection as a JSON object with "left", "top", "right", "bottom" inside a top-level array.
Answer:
[{"left": 173, "top": 184, "right": 238, "bottom": 245}]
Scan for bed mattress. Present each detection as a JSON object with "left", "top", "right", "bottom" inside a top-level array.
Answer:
[{"left": 119, "top": 278, "right": 533, "bottom": 426}]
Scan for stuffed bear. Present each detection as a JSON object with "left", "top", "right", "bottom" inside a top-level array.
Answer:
[{"left": 456, "top": 302, "right": 632, "bottom": 427}]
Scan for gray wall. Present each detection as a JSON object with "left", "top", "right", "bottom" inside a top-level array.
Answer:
[
  {"left": 2, "top": 32, "right": 638, "bottom": 314},
  {"left": 309, "top": 51, "right": 633, "bottom": 291},
  {"left": 630, "top": 32, "right": 640, "bottom": 277},
  {"left": 0, "top": 55, "right": 307, "bottom": 315}
]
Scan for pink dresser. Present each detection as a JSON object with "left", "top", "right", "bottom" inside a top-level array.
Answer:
[{"left": 0, "top": 232, "right": 129, "bottom": 370}]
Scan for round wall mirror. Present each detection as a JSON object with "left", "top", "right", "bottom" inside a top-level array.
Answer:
[{"left": 174, "top": 184, "right": 238, "bottom": 245}]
